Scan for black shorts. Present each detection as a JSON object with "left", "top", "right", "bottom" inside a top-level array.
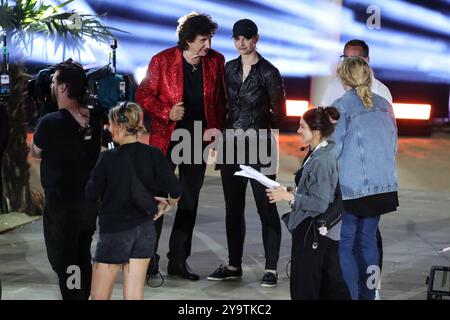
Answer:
[{"left": 94, "top": 221, "right": 156, "bottom": 264}]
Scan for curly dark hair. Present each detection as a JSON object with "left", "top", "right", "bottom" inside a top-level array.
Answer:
[
  {"left": 53, "top": 59, "right": 88, "bottom": 104},
  {"left": 302, "top": 106, "right": 340, "bottom": 137},
  {"left": 176, "top": 12, "right": 218, "bottom": 50}
]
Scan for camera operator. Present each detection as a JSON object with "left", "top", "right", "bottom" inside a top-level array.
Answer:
[{"left": 30, "top": 59, "right": 101, "bottom": 300}]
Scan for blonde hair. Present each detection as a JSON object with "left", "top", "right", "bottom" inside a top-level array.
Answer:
[
  {"left": 337, "top": 56, "right": 373, "bottom": 108},
  {"left": 108, "top": 102, "right": 145, "bottom": 135}
]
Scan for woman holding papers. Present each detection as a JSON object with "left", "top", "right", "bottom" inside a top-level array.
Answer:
[{"left": 266, "top": 107, "right": 350, "bottom": 300}]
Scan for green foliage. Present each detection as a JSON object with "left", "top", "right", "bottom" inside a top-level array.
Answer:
[
  {"left": 0, "top": 0, "right": 123, "bottom": 56},
  {"left": 0, "top": 0, "right": 124, "bottom": 214}
]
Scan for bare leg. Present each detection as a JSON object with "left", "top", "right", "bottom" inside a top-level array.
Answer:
[
  {"left": 123, "top": 258, "right": 151, "bottom": 300},
  {"left": 90, "top": 262, "right": 121, "bottom": 300}
]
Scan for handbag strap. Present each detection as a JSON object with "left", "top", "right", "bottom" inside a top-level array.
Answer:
[{"left": 334, "top": 179, "right": 342, "bottom": 200}]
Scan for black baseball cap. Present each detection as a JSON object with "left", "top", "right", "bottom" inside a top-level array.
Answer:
[{"left": 232, "top": 19, "right": 258, "bottom": 39}]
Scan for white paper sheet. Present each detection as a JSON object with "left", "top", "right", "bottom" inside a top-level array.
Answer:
[
  {"left": 438, "top": 246, "right": 450, "bottom": 253},
  {"left": 234, "top": 165, "right": 281, "bottom": 188}
]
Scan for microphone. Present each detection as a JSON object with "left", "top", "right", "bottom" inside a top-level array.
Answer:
[{"left": 300, "top": 145, "right": 310, "bottom": 152}]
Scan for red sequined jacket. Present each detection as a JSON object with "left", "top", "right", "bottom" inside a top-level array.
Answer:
[{"left": 135, "top": 47, "right": 227, "bottom": 155}]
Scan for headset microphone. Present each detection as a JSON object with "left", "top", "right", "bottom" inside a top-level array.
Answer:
[{"left": 300, "top": 145, "right": 310, "bottom": 152}]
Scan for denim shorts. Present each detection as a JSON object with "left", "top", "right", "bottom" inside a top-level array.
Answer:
[{"left": 94, "top": 221, "right": 156, "bottom": 264}]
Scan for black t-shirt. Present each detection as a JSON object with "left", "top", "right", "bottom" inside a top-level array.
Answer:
[
  {"left": 343, "top": 192, "right": 399, "bottom": 217},
  {"left": 177, "top": 57, "right": 205, "bottom": 130},
  {"left": 85, "top": 142, "right": 181, "bottom": 233},
  {"left": 33, "top": 108, "right": 101, "bottom": 202}
]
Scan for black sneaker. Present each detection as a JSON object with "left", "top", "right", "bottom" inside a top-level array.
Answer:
[
  {"left": 207, "top": 264, "right": 242, "bottom": 281},
  {"left": 261, "top": 272, "right": 278, "bottom": 287}
]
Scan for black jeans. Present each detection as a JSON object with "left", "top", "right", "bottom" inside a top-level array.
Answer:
[
  {"left": 220, "top": 163, "right": 281, "bottom": 270},
  {"left": 153, "top": 140, "right": 207, "bottom": 264},
  {"left": 290, "top": 218, "right": 350, "bottom": 300},
  {"left": 43, "top": 193, "right": 97, "bottom": 300}
]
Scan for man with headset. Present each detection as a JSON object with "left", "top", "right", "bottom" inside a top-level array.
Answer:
[{"left": 31, "top": 59, "right": 101, "bottom": 300}]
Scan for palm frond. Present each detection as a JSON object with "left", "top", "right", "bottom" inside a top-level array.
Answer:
[{"left": 0, "top": 0, "right": 125, "bottom": 56}]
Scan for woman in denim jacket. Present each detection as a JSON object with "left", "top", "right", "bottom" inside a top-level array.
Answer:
[
  {"left": 331, "top": 57, "right": 398, "bottom": 300},
  {"left": 266, "top": 107, "right": 350, "bottom": 300}
]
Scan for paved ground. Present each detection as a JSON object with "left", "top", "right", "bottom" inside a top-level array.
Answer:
[{"left": 1, "top": 132, "right": 450, "bottom": 300}]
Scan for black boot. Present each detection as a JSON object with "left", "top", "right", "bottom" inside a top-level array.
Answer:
[{"left": 167, "top": 261, "right": 200, "bottom": 281}]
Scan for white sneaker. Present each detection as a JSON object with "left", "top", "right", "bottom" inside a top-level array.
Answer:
[{"left": 375, "top": 289, "right": 381, "bottom": 300}]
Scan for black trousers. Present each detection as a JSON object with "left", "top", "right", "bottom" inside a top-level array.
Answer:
[
  {"left": 153, "top": 139, "right": 207, "bottom": 264},
  {"left": 290, "top": 218, "right": 351, "bottom": 300},
  {"left": 43, "top": 193, "right": 97, "bottom": 300},
  {"left": 220, "top": 164, "right": 281, "bottom": 270}
]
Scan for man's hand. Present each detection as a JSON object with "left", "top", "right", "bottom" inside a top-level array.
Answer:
[{"left": 169, "top": 102, "right": 184, "bottom": 121}]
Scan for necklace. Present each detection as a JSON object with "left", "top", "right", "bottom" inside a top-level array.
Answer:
[
  {"left": 67, "top": 106, "right": 89, "bottom": 128},
  {"left": 183, "top": 51, "right": 201, "bottom": 72}
]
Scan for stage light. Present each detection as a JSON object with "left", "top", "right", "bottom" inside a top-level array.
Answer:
[
  {"left": 282, "top": 100, "right": 434, "bottom": 136},
  {"left": 286, "top": 100, "right": 310, "bottom": 117},
  {"left": 393, "top": 103, "right": 432, "bottom": 120},
  {"left": 285, "top": 101, "right": 432, "bottom": 121},
  {"left": 346, "top": 0, "right": 450, "bottom": 36},
  {"left": 10, "top": 0, "right": 450, "bottom": 85},
  {"left": 134, "top": 65, "right": 148, "bottom": 85}
]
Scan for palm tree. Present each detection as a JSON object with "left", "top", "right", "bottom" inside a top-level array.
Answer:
[{"left": 0, "top": 0, "right": 120, "bottom": 214}]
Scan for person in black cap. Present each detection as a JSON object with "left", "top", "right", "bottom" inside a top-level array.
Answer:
[
  {"left": 232, "top": 18, "right": 258, "bottom": 39},
  {"left": 207, "top": 19, "right": 286, "bottom": 287}
]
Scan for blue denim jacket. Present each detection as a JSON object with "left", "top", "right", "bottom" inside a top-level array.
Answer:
[
  {"left": 331, "top": 90, "right": 398, "bottom": 200},
  {"left": 286, "top": 138, "right": 341, "bottom": 241}
]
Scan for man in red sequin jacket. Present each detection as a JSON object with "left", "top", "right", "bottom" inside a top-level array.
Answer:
[{"left": 135, "top": 12, "right": 226, "bottom": 281}]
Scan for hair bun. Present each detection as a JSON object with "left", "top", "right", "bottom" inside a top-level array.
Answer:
[{"left": 324, "top": 106, "right": 340, "bottom": 123}]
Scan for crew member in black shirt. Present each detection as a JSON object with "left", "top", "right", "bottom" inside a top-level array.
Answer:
[
  {"left": 31, "top": 60, "right": 101, "bottom": 300},
  {"left": 86, "top": 102, "right": 181, "bottom": 300}
]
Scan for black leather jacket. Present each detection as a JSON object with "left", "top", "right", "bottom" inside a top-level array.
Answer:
[{"left": 224, "top": 53, "right": 286, "bottom": 130}]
